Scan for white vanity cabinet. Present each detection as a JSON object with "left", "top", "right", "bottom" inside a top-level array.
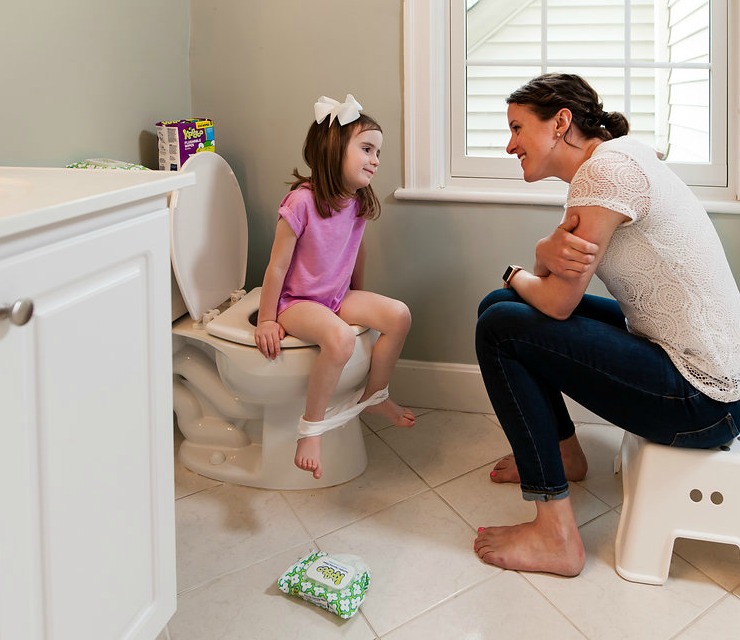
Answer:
[{"left": 0, "top": 167, "right": 193, "bottom": 640}]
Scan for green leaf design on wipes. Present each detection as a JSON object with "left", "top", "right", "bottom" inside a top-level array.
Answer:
[{"left": 277, "top": 551, "right": 370, "bottom": 620}]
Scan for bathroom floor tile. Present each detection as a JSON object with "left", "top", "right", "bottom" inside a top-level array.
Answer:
[
  {"left": 168, "top": 545, "right": 377, "bottom": 640},
  {"left": 382, "top": 571, "right": 584, "bottom": 639},
  {"left": 673, "top": 594, "right": 740, "bottom": 640},
  {"left": 315, "top": 491, "right": 494, "bottom": 637},
  {"left": 524, "top": 511, "right": 727, "bottom": 640},
  {"left": 438, "top": 468, "right": 536, "bottom": 528},
  {"left": 376, "top": 409, "right": 510, "bottom": 487},
  {"left": 168, "top": 407, "right": 740, "bottom": 639},
  {"left": 436, "top": 465, "right": 612, "bottom": 531},
  {"left": 175, "top": 483, "right": 310, "bottom": 593},
  {"left": 281, "top": 432, "right": 428, "bottom": 538},
  {"left": 673, "top": 539, "right": 740, "bottom": 591}
]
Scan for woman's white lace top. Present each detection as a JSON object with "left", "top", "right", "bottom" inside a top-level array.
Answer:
[{"left": 567, "top": 136, "right": 740, "bottom": 402}]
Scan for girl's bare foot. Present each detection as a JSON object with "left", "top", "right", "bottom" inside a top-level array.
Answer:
[
  {"left": 474, "top": 499, "right": 585, "bottom": 577},
  {"left": 490, "top": 433, "right": 588, "bottom": 483},
  {"left": 295, "top": 435, "right": 323, "bottom": 479},
  {"left": 362, "top": 398, "right": 415, "bottom": 427}
]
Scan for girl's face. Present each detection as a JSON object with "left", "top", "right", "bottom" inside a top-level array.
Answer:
[
  {"left": 505, "top": 103, "right": 560, "bottom": 182},
  {"left": 342, "top": 126, "right": 383, "bottom": 194}
]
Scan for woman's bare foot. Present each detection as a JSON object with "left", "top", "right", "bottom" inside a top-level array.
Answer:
[
  {"left": 362, "top": 398, "right": 415, "bottom": 427},
  {"left": 474, "top": 499, "right": 585, "bottom": 576},
  {"left": 295, "top": 435, "right": 323, "bottom": 479},
  {"left": 490, "top": 433, "right": 588, "bottom": 483}
]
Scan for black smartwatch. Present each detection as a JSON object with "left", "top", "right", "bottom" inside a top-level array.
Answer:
[{"left": 502, "top": 264, "right": 523, "bottom": 286}]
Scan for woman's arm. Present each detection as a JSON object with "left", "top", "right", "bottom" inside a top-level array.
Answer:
[
  {"left": 509, "top": 205, "right": 628, "bottom": 320},
  {"left": 534, "top": 213, "right": 600, "bottom": 278},
  {"left": 255, "top": 218, "right": 298, "bottom": 358}
]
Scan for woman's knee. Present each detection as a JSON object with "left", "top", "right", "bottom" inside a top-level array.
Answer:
[
  {"left": 477, "top": 298, "right": 529, "bottom": 330},
  {"left": 478, "top": 287, "right": 520, "bottom": 318}
]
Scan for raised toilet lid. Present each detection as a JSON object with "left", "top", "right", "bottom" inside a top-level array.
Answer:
[{"left": 170, "top": 152, "right": 248, "bottom": 321}]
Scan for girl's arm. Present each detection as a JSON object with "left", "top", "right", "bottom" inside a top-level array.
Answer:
[
  {"left": 350, "top": 240, "right": 366, "bottom": 291},
  {"left": 255, "top": 218, "right": 298, "bottom": 358},
  {"left": 509, "top": 205, "right": 628, "bottom": 320}
]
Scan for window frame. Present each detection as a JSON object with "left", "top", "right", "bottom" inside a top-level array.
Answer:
[{"left": 395, "top": 0, "right": 740, "bottom": 214}]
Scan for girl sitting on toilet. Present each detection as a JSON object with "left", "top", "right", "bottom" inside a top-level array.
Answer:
[{"left": 254, "top": 94, "right": 415, "bottom": 480}]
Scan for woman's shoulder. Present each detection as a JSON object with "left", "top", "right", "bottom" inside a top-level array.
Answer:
[{"left": 592, "top": 136, "right": 660, "bottom": 166}]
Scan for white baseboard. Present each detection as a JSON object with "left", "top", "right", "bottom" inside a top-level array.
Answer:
[{"left": 391, "top": 359, "right": 608, "bottom": 424}]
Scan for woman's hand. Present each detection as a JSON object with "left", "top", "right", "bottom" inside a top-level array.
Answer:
[
  {"left": 516, "top": 206, "right": 627, "bottom": 320},
  {"left": 534, "top": 214, "right": 599, "bottom": 278},
  {"left": 254, "top": 320, "right": 286, "bottom": 359}
]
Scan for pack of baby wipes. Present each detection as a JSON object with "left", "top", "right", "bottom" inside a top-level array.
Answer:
[
  {"left": 66, "top": 158, "right": 149, "bottom": 170},
  {"left": 277, "top": 551, "right": 370, "bottom": 619},
  {"left": 156, "top": 118, "right": 215, "bottom": 171}
]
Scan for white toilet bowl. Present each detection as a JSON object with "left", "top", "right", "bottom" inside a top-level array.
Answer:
[{"left": 169, "top": 152, "right": 376, "bottom": 489}]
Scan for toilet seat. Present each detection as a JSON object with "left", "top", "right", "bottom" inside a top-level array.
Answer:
[
  {"left": 170, "top": 152, "right": 248, "bottom": 322},
  {"left": 204, "top": 287, "right": 368, "bottom": 348}
]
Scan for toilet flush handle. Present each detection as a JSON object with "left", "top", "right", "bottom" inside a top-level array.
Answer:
[{"left": 0, "top": 298, "right": 34, "bottom": 326}]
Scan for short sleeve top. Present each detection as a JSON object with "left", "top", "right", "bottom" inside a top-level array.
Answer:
[
  {"left": 277, "top": 186, "right": 367, "bottom": 315},
  {"left": 566, "top": 136, "right": 740, "bottom": 402}
]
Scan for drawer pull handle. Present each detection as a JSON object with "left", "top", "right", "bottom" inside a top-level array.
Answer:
[{"left": 0, "top": 298, "right": 34, "bottom": 326}]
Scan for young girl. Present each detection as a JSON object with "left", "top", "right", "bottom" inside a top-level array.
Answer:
[{"left": 254, "top": 94, "right": 415, "bottom": 480}]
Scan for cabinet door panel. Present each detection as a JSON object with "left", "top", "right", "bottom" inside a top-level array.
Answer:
[
  {"left": 38, "top": 259, "right": 154, "bottom": 637},
  {"left": 0, "top": 322, "right": 44, "bottom": 640},
  {"left": 0, "top": 210, "right": 175, "bottom": 640}
]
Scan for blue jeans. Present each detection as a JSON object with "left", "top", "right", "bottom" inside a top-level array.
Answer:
[{"left": 475, "top": 289, "right": 740, "bottom": 502}]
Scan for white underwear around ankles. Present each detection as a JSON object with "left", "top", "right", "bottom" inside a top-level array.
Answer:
[{"left": 297, "top": 386, "right": 390, "bottom": 439}]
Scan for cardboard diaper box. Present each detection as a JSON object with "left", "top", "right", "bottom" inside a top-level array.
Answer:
[{"left": 156, "top": 118, "right": 215, "bottom": 171}]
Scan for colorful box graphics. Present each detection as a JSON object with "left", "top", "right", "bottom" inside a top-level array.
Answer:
[{"left": 156, "top": 118, "right": 215, "bottom": 171}]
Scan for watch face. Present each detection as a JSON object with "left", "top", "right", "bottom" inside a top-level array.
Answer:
[{"left": 503, "top": 265, "right": 514, "bottom": 282}]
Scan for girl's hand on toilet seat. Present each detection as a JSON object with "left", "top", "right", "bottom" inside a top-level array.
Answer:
[{"left": 255, "top": 320, "right": 286, "bottom": 359}]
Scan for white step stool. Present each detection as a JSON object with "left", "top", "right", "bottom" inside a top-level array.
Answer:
[{"left": 614, "top": 431, "right": 740, "bottom": 585}]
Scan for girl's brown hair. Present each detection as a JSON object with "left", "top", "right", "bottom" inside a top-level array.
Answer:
[{"left": 291, "top": 113, "right": 382, "bottom": 220}]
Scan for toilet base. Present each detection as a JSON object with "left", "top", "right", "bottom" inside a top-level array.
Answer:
[
  {"left": 177, "top": 413, "right": 368, "bottom": 490},
  {"left": 171, "top": 337, "right": 374, "bottom": 490}
]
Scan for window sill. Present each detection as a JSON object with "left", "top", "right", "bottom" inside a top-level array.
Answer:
[
  {"left": 394, "top": 186, "right": 740, "bottom": 215},
  {"left": 394, "top": 186, "right": 566, "bottom": 207}
]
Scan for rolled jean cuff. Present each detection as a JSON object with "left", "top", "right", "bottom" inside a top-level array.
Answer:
[{"left": 522, "top": 486, "right": 570, "bottom": 502}]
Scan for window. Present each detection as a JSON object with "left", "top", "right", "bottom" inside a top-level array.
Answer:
[{"left": 396, "top": 0, "right": 740, "bottom": 213}]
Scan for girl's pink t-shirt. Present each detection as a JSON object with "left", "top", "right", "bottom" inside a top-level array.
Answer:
[{"left": 277, "top": 186, "right": 367, "bottom": 315}]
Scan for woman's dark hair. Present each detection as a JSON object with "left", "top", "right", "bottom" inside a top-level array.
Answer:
[
  {"left": 291, "top": 113, "right": 382, "bottom": 220},
  {"left": 506, "top": 73, "right": 629, "bottom": 142}
]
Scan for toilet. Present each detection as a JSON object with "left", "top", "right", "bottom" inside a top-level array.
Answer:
[{"left": 169, "top": 152, "right": 377, "bottom": 489}]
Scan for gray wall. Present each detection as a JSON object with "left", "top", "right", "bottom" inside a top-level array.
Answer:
[
  {"left": 0, "top": 0, "right": 191, "bottom": 168},
  {"left": 188, "top": 0, "right": 740, "bottom": 365},
  {"left": 3, "top": 0, "right": 738, "bottom": 366}
]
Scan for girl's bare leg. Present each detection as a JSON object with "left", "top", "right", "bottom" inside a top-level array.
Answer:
[
  {"left": 339, "top": 290, "right": 415, "bottom": 427},
  {"left": 279, "top": 302, "right": 358, "bottom": 479},
  {"left": 490, "top": 433, "right": 588, "bottom": 483},
  {"left": 474, "top": 497, "right": 585, "bottom": 577}
]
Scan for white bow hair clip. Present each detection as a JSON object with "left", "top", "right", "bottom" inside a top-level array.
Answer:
[{"left": 314, "top": 94, "right": 363, "bottom": 126}]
